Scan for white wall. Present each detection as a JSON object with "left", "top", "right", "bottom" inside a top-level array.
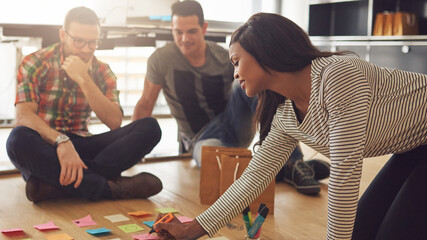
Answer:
[
  {"left": 0, "top": 43, "right": 17, "bottom": 120},
  {"left": 281, "top": 0, "right": 309, "bottom": 31}
]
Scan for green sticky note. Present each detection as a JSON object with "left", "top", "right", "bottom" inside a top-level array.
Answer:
[
  {"left": 154, "top": 207, "right": 179, "bottom": 214},
  {"left": 118, "top": 224, "right": 144, "bottom": 233}
]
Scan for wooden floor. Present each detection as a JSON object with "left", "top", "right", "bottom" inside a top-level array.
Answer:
[{"left": 0, "top": 155, "right": 389, "bottom": 240}]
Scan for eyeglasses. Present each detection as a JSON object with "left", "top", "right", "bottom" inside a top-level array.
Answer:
[{"left": 65, "top": 31, "right": 99, "bottom": 49}]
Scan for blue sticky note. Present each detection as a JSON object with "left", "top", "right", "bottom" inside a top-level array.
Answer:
[
  {"left": 86, "top": 227, "right": 112, "bottom": 235},
  {"left": 143, "top": 220, "right": 155, "bottom": 228}
]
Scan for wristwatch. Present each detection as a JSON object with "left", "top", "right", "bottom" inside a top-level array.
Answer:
[{"left": 55, "top": 134, "right": 70, "bottom": 146}]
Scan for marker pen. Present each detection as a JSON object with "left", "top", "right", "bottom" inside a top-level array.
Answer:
[
  {"left": 247, "top": 207, "right": 269, "bottom": 238},
  {"left": 148, "top": 212, "right": 175, "bottom": 235},
  {"left": 253, "top": 204, "right": 266, "bottom": 238},
  {"left": 242, "top": 207, "right": 252, "bottom": 233}
]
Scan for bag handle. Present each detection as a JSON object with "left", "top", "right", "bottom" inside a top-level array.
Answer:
[
  {"left": 216, "top": 153, "right": 241, "bottom": 181},
  {"left": 233, "top": 157, "right": 240, "bottom": 182},
  {"left": 215, "top": 150, "right": 222, "bottom": 171}
]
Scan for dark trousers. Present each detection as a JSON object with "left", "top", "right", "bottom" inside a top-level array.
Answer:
[
  {"left": 352, "top": 144, "right": 427, "bottom": 240},
  {"left": 6, "top": 117, "right": 161, "bottom": 201}
]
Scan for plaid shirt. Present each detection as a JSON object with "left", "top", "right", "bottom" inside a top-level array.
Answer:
[{"left": 16, "top": 42, "right": 122, "bottom": 136}]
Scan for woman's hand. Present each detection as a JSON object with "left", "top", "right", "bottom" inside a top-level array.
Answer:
[{"left": 154, "top": 214, "right": 207, "bottom": 240}]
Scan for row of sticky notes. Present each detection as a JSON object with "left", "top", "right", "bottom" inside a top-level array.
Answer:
[{"left": 1, "top": 207, "right": 193, "bottom": 240}]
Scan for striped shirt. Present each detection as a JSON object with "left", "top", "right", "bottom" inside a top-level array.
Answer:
[
  {"left": 16, "top": 43, "right": 121, "bottom": 136},
  {"left": 196, "top": 55, "right": 427, "bottom": 239}
]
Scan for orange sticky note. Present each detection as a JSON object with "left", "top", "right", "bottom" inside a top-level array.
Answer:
[
  {"left": 46, "top": 233, "right": 73, "bottom": 240},
  {"left": 128, "top": 211, "right": 153, "bottom": 217}
]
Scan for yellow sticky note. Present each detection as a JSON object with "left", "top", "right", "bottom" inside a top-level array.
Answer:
[{"left": 154, "top": 207, "right": 178, "bottom": 214}]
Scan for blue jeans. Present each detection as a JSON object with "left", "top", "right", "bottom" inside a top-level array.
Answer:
[
  {"left": 192, "top": 80, "right": 303, "bottom": 167},
  {"left": 6, "top": 117, "right": 161, "bottom": 201}
]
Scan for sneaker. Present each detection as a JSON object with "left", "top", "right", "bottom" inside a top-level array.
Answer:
[
  {"left": 108, "top": 172, "right": 162, "bottom": 199},
  {"left": 282, "top": 160, "right": 320, "bottom": 195},
  {"left": 306, "top": 159, "right": 330, "bottom": 180}
]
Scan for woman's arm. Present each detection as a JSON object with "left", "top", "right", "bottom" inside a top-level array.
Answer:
[
  {"left": 322, "top": 61, "right": 372, "bottom": 240},
  {"left": 196, "top": 114, "right": 298, "bottom": 237},
  {"left": 156, "top": 112, "right": 298, "bottom": 239}
]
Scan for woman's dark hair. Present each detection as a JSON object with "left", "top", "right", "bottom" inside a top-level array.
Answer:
[
  {"left": 171, "top": 0, "right": 204, "bottom": 27},
  {"left": 230, "top": 13, "right": 351, "bottom": 147},
  {"left": 64, "top": 6, "right": 100, "bottom": 31}
]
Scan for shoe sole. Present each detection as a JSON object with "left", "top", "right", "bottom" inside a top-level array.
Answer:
[{"left": 283, "top": 178, "right": 320, "bottom": 195}]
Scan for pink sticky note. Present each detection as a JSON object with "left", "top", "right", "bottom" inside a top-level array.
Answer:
[
  {"left": 72, "top": 215, "right": 97, "bottom": 227},
  {"left": 34, "top": 221, "right": 59, "bottom": 231},
  {"left": 132, "top": 233, "right": 158, "bottom": 240},
  {"left": 1, "top": 228, "right": 24, "bottom": 234},
  {"left": 177, "top": 216, "right": 193, "bottom": 224}
]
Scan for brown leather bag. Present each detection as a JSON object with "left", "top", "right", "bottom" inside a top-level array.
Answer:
[
  {"left": 383, "top": 12, "right": 394, "bottom": 36},
  {"left": 373, "top": 12, "right": 385, "bottom": 36},
  {"left": 393, "top": 12, "right": 419, "bottom": 35}
]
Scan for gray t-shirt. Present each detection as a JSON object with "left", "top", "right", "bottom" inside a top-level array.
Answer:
[{"left": 146, "top": 41, "right": 234, "bottom": 147}]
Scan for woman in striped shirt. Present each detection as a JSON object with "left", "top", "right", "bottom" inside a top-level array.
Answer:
[{"left": 155, "top": 12, "right": 427, "bottom": 240}]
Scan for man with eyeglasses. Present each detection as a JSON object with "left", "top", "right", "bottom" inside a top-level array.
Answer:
[{"left": 6, "top": 6, "right": 163, "bottom": 203}]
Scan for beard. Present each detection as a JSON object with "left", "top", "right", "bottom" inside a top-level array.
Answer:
[{"left": 63, "top": 44, "right": 93, "bottom": 63}]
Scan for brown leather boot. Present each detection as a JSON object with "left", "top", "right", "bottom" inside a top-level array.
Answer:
[
  {"left": 26, "top": 177, "right": 71, "bottom": 203},
  {"left": 108, "top": 172, "right": 162, "bottom": 199}
]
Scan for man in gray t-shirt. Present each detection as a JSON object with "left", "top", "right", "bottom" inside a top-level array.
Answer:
[
  {"left": 132, "top": 0, "right": 330, "bottom": 195},
  {"left": 144, "top": 41, "right": 233, "bottom": 151}
]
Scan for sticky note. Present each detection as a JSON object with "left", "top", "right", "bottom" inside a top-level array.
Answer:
[
  {"left": 143, "top": 220, "right": 155, "bottom": 228},
  {"left": 86, "top": 227, "right": 112, "bottom": 235},
  {"left": 154, "top": 207, "right": 178, "bottom": 214},
  {"left": 1, "top": 228, "right": 24, "bottom": 233},
  {"left": 34, "top": 221, "right": 59, "bottom": 230},
  {"left": 177, "top": 216, "right": 193, "bottom": 224},
  {"left": 72, "top": 214, "right": 97, "bottom": 227},
  {"left": 46, "top": 233, "right": 73, "bottom": 240},
  {"left": 104, "top": 214, "right": 129, "bottom": 223},
  {"left": 132, "top": 233, "right": 159, "bottom": 239},
  {"left": 128, "top": 210, "right": 153, "bottom": 217},
  {"left": 118, "top": 224, "right": 144, "bottom": 233}
]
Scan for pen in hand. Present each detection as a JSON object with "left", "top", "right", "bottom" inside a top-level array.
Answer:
[{"left": 148, "top": 212, "right": 175, "bottom": 235}]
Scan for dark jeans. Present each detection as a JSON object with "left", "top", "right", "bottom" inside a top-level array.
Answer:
[
  {"left": 193, "top": 80, "right": 303, "bottom": 168},
  {"left": 352, "top": 144, "right": 427, "bottom": 240},
  {"left": 6, "top": 117, "right": 161, "bottom": 201}
]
